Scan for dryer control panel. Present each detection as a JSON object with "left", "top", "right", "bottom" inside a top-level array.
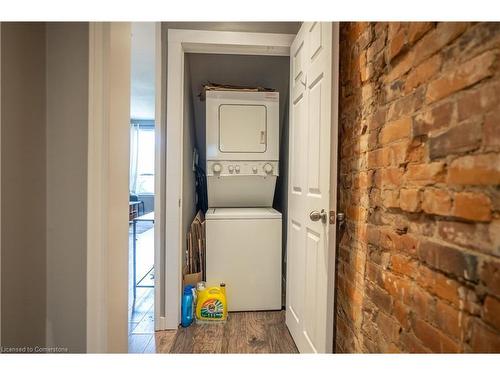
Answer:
[{"left": 206, "top": 160, "right": 279, "bottom": 177}]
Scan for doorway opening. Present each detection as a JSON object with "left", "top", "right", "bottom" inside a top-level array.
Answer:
[
  {"left": 128, "top": 22, "right": 157, "bottom": 353},
  {"left": 183, "top": 52, "right": 291, "bottom": 307}
]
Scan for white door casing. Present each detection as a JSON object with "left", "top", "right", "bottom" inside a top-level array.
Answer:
[{"left": 286, "top": 22, "right": 338, "bottom": 353}]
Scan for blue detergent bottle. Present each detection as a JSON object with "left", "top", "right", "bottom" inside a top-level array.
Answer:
[{"left": 181, "top": 285, "right": 195, "bottom": 327}]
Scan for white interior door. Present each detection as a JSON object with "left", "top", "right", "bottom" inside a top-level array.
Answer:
[{"left": 286, "top": 22, "right": 337, "bottom": 353}]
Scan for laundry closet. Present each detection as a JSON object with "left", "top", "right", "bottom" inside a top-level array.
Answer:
[{"left": 181, "top": 53, "right": 291, "bottom": 311}]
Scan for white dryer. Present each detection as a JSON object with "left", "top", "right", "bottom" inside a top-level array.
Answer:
[{"left": 206, "top": 90, "right": 280, "bottom": 208}]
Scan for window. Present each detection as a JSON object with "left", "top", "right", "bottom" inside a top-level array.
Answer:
[{"left": 130, "top": 121, "right": 155, "bottom": 195}]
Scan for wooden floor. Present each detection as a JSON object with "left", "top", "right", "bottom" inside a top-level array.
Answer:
[
  {"left": 127, "top": 223, "right": 298, "bottom": 354},
  {"left": 129, "top": 310, "right": 298, "bottom": 354}
]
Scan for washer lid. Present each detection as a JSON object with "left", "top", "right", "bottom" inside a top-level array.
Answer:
[{"left": 206, "top": 207, "right": 282, "bottom": 220}]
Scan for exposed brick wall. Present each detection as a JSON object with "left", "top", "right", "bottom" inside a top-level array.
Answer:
[{"left": 336, "top": 22, "right": 500, "bottom": 353}]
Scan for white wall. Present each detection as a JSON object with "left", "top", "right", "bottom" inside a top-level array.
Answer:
[
  {"left": 1, "top": 22, "right": 91, "bottom": 352},
  {"left": 45, "top": 22, "right": 89, "bottom": 353},
  {"left": 1, "top": 22, "right": 47, "bottom": 348}
]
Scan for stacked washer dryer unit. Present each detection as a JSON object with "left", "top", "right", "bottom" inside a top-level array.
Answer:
[{"left": 205, "top": 90, "right": 282, "bottom": 312}]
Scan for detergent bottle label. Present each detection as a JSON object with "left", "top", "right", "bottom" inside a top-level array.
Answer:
[{"left": 200, "top": 298, "right": 224, "bottom": 319}]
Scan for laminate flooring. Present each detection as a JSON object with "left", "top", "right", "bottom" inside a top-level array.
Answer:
[{"left": 129, "top": 310, "right": 298, "bottom": 354}]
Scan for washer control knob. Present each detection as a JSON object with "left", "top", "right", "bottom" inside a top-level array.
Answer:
[
  {"left": 263, "top": 163, "right": 273, "bottom": 174},
  {"left": 228, "top": 165, "right": 234, "bottom": 173},
  {"left": 235, "top": 165, "right": 240, "bottom": 173},
  {"left": 212, "top": 163, "right": 222, "bottom": 173},
  {"left": 252, "top": 166, "right": 258, "bottom": 174}
]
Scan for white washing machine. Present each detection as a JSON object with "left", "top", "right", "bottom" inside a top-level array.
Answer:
[
  {"left": 205, "top": 207, "right": 282, "bottom": 311},
  {"left": 204, "top": 90, "right": 282, "bottom": 311}
]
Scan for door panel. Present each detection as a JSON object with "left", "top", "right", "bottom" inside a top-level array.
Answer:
[{"left": 286, "top": 22, "right": 336, "bottom": 354}]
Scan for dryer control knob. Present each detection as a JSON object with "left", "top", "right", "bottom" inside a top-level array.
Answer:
[
  {"left": 263, "top": 163, "right": 273, "bottom": 174},
  {"left": 228, "top": 165, "right": 234, "bottom": 173},
  {"left": 235, "top": 165, "right": 240, "bottom": 173},
  {"left": 212, "top": 163, "right": 222, "bottom": 173}
]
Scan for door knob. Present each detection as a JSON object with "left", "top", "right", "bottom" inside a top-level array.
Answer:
[{"left": 310, "top": 209, "right": 327, "bottom": 223}]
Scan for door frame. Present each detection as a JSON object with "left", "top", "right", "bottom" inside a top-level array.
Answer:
[
  {"left": 0, "top": 22, "right": 2, "bottom": 346},
  {"left": 87, "top": 22, "right": 131, "bottom": 353},
  {"left": 164, "top": 28, "right": 294, "bottom": 329}
]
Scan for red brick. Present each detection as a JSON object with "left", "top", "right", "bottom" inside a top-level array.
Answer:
[
  {"left": 387, "top": 23, "right": 402, "bottom": 40},
  {"left": 366, "top": 224, "right": 381, "bottom": 246},
  {"left": 452, "top": 191, "right": 492, "bottom": 222},
  {"left": 383, "top": 272, "right": 413, "bottom": 305},
  {"left": 379, "top": 117, "right": 412, "bottom": 144},
  {"left": 367, "top": 148, "right": 391, "bottom": 169},
  {"left": 390, "top": 253, "right": 417, "bottom": 277},
  {"left": 385, "top": 50, "right": 414, "bottom": 83},
  {"left": 405, "top": 54, "right": 441, "bottom": 93},
  {"left": 484, "top": 110, "right": 500, "bottom": 151},
  {"left": 400, "top": 332, "right": 430, "bottom": 353},
  {"left": 469, "top": 319, "right": 500, "bottom": 353},
  {"left": 388, "top": 30, "right": 406, "bottom": 61},
  {"left": 437, "top": 221, "right": 496, "bottom": 256},
  {"left": 367, "top": 284, "right": 393, "bottom": 314},
  {"left": 376, "top": 311, "right": 401, "bottom": 342},
  {"left": 411, "top": 286, "right": 434, "bottom": 320},
  {"left": 367, "top": 108, "right": 387, "bottom": 130},
  {"left": 380, "top": 167, "right": 403, "bottom": 188},
  {"left": 434, "top": 300, "right": 469, "bottom": 342},
  {"left": 399, "top": 188, "right": 422, "bottom": 212},
  {"left": 480, "top": 260, "right": 500, "bottom": 298},
  {"left": 346, "top": 205, "right": 368, "bottom": 222},
  {"left": 405, "top": 162, "right": 445, "bottom": 185},
  {"left": 358, "top": 51, "right": 368, "bottom": 82},
  {"left": 428, "top": 121, "right": 482, "bottom": 159},
  {"left": 367, "top": 35, "right": 386, "bottom": 62},
  {"left": 352, "top": 170, "right": 373, "bottom": 189},
  {"left": 417, "top": 266, "right": 461, "bottom": 307},
  {"left": 406, "top": 141, "right": 425, "bottom": 164},
  {"left": 418, "top": 240, "right": 478, "bottom": 281},
  {"left": 391, "top": 233, "right": 419, "bottom": 257},
  {"left": 426, "top": 51, "right": 496, "bottom": 103},
  {"left": 413, "top": 22, "right": 468, "bottom": 66},
  {"left": 412, "top": 317, "right": 460, "bottom": 353},
  {"left": 457, "top": 81, "right": 500, "bottom": 121},
  {"left": 408, "top": 22, "right": 433, "bottom": 45},
  {"left": 388, "top": 140, "right": 410, "bottom": 166},
  {"left": 447, "top": 154, "right": 500, "bottom": 185},
  {"left": 412, "top": 101, "right": 453, "bottom": 138},
  {"left": 483, "top": 296, "right": 500, "bottom": 330},
  {"left": 389, "top": 89, "right": 425, "bottom": 123},
  {"left": 393, "top": 300, "right": 411, "bottom": 330},
  {"left": 422, "top": 188, "right": 452, "bottom": 216},
  {"left": 366, "top": 261, "right": 384, "bottom": 288},
  {"left": 382, "top": 189, "right": 399, "bottom": 208}
]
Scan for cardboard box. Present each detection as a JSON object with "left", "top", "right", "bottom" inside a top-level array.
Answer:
[{"left": 183, "top": 272, "right": 202, "bottom": 288}]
